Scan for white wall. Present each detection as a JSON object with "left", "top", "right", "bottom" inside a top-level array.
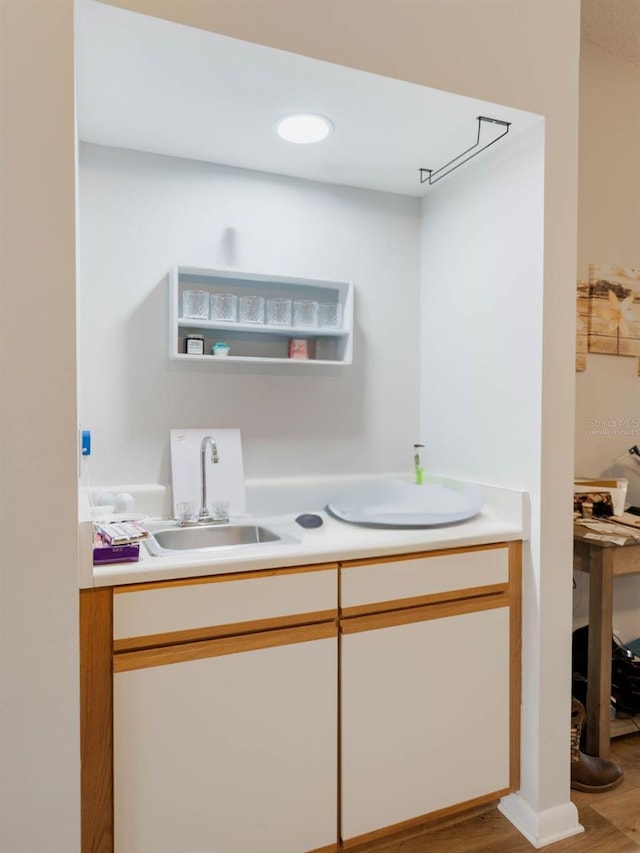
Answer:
[
  {"left": 0, "top": 2, "right": 579, "bottom": 851},
  {"left": 419, "top": 124, "right": 580, "bottom": 827},
  {"left": 0, "top": 2, "right": 80, "bottom": 852},
  {"left": 78, "top": 143, "right": 421, "bottom": 485},
  {"left": 420, "top": 124, "right": 545, "bottom": 491},
  {"left": 576, "top": 41, "right": 640, "bottom": 497},
  {"left": 573, "top": 41, "right": 640, "bottom": 640}
]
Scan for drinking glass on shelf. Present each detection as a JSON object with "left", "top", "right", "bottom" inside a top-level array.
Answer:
[
  {"left": 266, "top": 298, "right": 292, "bottom": 326},
  {"left": 182, "top": 290, "right": 210, "bottom": 320},
  {"left": 210, "top": 292, "right": 238, "bottom": 322},
  {"left": 238, "top": 295, "right": 265, "bottom": 324},
  {"left": 293, "top": 299, "right": 318, "bottom": 327},
  {"left": 317, "top": 302, "right": 343, "bottom": 328}
]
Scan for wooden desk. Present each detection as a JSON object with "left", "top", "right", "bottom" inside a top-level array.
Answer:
[{"left": 573, "top": 526, "right": 640, "bottom": 758}]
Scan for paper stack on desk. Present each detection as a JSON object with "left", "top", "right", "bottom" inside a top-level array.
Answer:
[
  {"left": 611, "top": 512, "right": 640, "bottom": 529},
  {"left": 576, "top": 518, "right": 640, "bottom": 545}
]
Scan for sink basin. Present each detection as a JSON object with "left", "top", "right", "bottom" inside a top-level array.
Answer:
[
  {"left": 326, "top": 476, "right": 484, "bottom": 528},
  {"left": 144, "top": 523, "right": 285, "bottom": 557}
]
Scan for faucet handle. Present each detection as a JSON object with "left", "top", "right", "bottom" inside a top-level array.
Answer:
[
  {"left": 210, "top": 498, "right": 230, "bottom": 523},
  {"left": 176, "top": 501, "right": 197, "bottom": 525}
]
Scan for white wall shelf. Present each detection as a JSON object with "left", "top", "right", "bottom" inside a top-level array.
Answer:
[{"left": 170, "top": 266, "right": 354, "bottom": 365}]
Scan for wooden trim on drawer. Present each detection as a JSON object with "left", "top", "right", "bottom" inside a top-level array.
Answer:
[
  {"left": 114, "top": 561, "right": 339, "bottom": 594},
  {"left": 80, "top": 588, "right": 113, "bottom": 853},
  {"left": 509, "top": 540, "right": 522, "bottom": 791},
  {"left": 340, "top": 582, "right": 508, "bottom": 619},
  {"left": 340, "top": 788, "right": 509, "bottom": 848},
  {"left": 114, "top": 609, "right": 338, "bottom": 653},
  {"left": 307, "top": 845, "right": 339, "bottom": 853},
  {"left": 340, "top": 591, "right": 509, "bottom": 634},
  {"left": 114, "top": 621, "right": 338, "bottom": 672},
  {"left": 340, "top": 542, "right": 508, "bottom": 570}
]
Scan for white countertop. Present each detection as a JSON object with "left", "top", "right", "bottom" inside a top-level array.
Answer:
[
  {"left": 91, "top": 505, "right": 524, "bottom": 587},
  {"left": 81, "top": 474, "right": 527, "bottom": 588}
]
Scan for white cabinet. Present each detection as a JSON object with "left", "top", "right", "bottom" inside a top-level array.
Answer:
[
  {"left": 338, "top": 542, "right": 519, "bottom": 845},
  {"left": 170, "top": 265, "right": 354, "bottom": 365},
  {"left": 80, "top": 544, "right": 520, "bottom": 853},
  {"left": 112, "top": 567, "right": 339, "bottom": 853},
  {"left": 114, "top": 626, "right": 338, "bottom": 853},
  {"left": 340, "top": 603, "right": 511, "bottom": 842}
]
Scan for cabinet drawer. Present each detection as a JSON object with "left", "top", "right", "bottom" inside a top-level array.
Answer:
[
  {"left": 341, "top": 545, "right": 509, "bottom": 612},
  {"left": 114, "top": 566, "right": 337, "bottom": 642}
]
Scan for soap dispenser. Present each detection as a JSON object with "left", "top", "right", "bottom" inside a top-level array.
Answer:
[{"left": 413, "top": 444, "right": 425, "bottom": 485}]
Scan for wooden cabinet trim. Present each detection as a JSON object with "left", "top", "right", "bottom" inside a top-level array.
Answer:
[
  {"left": 340, "top": 582, "right": 508, "bottom": 619},
  {"left": 340, "top": 542, "right": 509, "bottom": 570},
  {"left": 340, "top": 788, "right": 509, "bottom": 848},
  {"left": 114, "top": 608, "right": 338, "bottom": 653},
  {"left": 114, "top": 621, "right": 338, "bottom": 672},
  {"left": 340, "top": 591, "right": 509, "bottom": 634},
  {"left": 508, "top": 540, "right": 522, "bottom": 791},
  {"left": 114, "top": 561, "right": 339, "bottom": 594},
  {"left": 80, "top": 588, "right": 113, "bottom": 853}
]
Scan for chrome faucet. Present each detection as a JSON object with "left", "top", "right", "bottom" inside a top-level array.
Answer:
[{"left": 198, "top": 435, "right": 219, "bottom": 522}]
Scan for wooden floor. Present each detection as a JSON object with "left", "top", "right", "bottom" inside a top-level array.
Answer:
[{"left": 356, "top": 732, "right": 640, "bottom": 852}]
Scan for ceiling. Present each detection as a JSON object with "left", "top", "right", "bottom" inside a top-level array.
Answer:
[
  {"left": 582, "top": 0, "right": 640, "bottom": 65},
  {"left": 75, "top": 1, "right": 540, "bottom": 198}
]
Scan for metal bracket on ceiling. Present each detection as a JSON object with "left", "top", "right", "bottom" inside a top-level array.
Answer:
[{"left": 419, "top": 116, "right": 511, "bottom": 186}]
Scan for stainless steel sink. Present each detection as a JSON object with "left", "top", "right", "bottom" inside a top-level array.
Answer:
[{"left": 143, "top": 523, "right": 285, "bottom": 557}]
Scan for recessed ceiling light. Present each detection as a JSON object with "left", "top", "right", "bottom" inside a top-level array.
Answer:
[{"left": 276, "top": 114, "right": 333, "bottom": 144}]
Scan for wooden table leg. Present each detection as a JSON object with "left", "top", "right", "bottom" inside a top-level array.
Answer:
[{"left": 585, "top": 548, "right": 614, "bottom": 758}]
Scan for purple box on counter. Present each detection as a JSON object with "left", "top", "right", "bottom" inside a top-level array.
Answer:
[{"left": 93, "top": 536, "right": 140, "bottom": 565}]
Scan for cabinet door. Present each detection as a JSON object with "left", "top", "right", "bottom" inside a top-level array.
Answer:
[
  {"left": 114, "top": 628, "right": 337, "bottom": 853},
  {"left": 341, "top": 603, "right": 511, "bottom": 842}
]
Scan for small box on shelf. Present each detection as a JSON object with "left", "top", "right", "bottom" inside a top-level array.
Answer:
[{"left": 289, "top": 339, "right": 308, "bottom": 359}]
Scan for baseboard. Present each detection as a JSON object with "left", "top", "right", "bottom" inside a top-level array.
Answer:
[{"left": 498, "top": 793, "right": 583, "bottom": 848}]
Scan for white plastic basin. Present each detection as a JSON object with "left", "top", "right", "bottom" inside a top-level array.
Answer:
[{"left": 326, "top": 476, "right": 484, "bottom": 528}]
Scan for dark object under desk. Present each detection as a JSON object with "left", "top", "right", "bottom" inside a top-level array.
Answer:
[{"left": 573, "top": 526, "right": 640, "bottom": 758}]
